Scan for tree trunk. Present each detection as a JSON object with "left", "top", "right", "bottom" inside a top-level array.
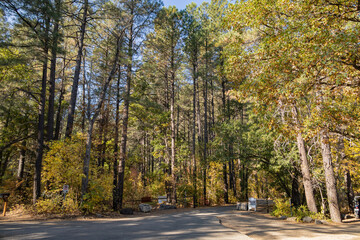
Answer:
[
  {"left": 113, "top": 69, "right": 121, "bottom": 211},
  {"left": 81, "top": 34, "right": 121, "bottom": 200},
  {"left": 65, "top": 0, "right": 88, "bottom": 138},
  {"left": 46, "top": 0, "right": 61, "bottom": 141},
  {"left": 170, "top": 43, "right": 176, "bottom": 204},
  {"left": 81, "top": 120, "right": 94, "bottom": 197},
  {"left": 292, "top": 105, "right": 318, "bottom": 213},
  {"left": 221, "top": 72, "right": 229, "bottom": 203},
  {"left": 202, "top": 39, "right": 209, "bottom": 206},
  {"left": 320, "top": 130, "right": 342, "bottom": 223},
  {"left": 338, "top": 135, "right": 354, "bottom": 211},
  {"left": 345, "top": 170, "right": 354, "bottom": 211},
  {"left": 296, "top": 132, "right": 317, "bottom": 212},
  {"left": 291, "top": 164, "right": 301, "bottom": 208},
  {"left": 192, "top": 60, "right": 197, "bottom": 208},
  {"left": 81, "top": 49, "right": 87, "bottom": 133},
  {"left": 54, "top": 79, "right": 65, "bottom": 140},
  {"left": 33, "top": 17, "right": 50, "bottom": 204},
  {"left": 17, "top": 141, "right": 26, "bottom": 180},
  {"left": 54, "top": 46, "right": 67, "bottom": 140},
  {"left": 117, "top": 20, "right": 133, "bottom": 209},
  {"left": 223, "top": 163, "right": 229, "bottom": 203}
]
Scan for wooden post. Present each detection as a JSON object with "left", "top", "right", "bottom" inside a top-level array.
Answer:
[
  {"left": 3, "top": 197, "right": 7, "bottom": 216},
  {"left": 1, "top": 193, "right": 10, "bottom": 216}
]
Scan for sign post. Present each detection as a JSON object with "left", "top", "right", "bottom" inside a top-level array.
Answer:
[
  {"left": 248, "top": 197, "right": 257, "bottom": 211},
  {"left": 63, "top": 185, "right": 69, "bottom": 202}
]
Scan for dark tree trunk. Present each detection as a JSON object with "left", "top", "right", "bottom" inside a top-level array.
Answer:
[
  {"left": 338, "top": 135, "right": 354, "bottom": 211},
  {"left": 81, "top": 50, "right": 87, "bottom": 133},
  {"left": 202, "top": 40, "right": 208, "bottom": 206},
  {"left": 81, "top": 35, "right": 121, "bottom": 200},
  {"left": 291, "top": 165, "right": 301, "bottom": 208},
  {"left": 345, "top": 170, "right": 354, "bottom": 211},
  {"left": 46, "top": 0, "right": 61, "bottom": 141},
  {"left": 113, "top": 70, "right": 121, "bottom": 211},
  {"left": 65, "top": 0, "right": 88, "bottom": 138},
  {"left": 33, "top": 17, "right": 50, "bottom": 204},
  {"left": 221, "top": 72, "right": 229, "bottom": 203},
  {"left": 223, "top": 163, "right": 229, "bottom": 203},
  {"left": 81, "top": 120, "right": 94, "bottom": 197},
  {"left": 170, "top": 43, "right": 176, "bottom": 204},
  {"left": 54, "top": 48, "right": 67, "bottom": 140},
  {"left": 0, "top": 151, "right": 11, "bottom": 184},
  {"left": 192, "top": 60, "right": 197, "bottom": 208},
  {"left": 116, "top": 19, "right": 133, "bottom": 210}
]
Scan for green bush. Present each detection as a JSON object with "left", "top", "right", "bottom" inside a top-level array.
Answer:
[
  {"left": 272, "top": 198, "right": 291, "bottom": 217},
  {"left": 272, "top": 199, "right": 327, "bottom": 222},
  {"left": 36, "top": 195, "right": 62, "bottom": 214},
  {"left": 294, "top": 205, "right": 310, "bottom": 222}
]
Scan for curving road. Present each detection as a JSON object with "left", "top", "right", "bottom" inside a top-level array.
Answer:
[{"left": 0, "top": 206, "right": 252, "bottom": 240}]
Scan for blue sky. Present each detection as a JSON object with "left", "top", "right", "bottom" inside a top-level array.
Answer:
[{"left": 162, "top": 0, "right": 208, "bottom": 10}]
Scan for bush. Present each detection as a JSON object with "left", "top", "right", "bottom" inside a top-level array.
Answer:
[
  {"left": 272, "top": 199, "right": 327, "bottom": 222},
  {"left": 36, "top": 195, "right": 62, "bottom": 214},
  {"left": 272, "top": 198, "right": 291, "bottom": 217},
  {"left": 294, "top": 205, "right": 310, "bottom": 222}
]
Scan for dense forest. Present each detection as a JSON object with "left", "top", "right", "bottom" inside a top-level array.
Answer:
[{"left": 1, "top": 0, "right": 360, "bottom": 223}]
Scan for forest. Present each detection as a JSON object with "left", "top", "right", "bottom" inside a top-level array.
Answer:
[{"left": 0, "top": 0, "right": 359, "bottom": 223}]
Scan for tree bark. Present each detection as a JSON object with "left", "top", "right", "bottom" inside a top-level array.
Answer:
[
  {"left": 117, "top": 18, "right": 134, "bottom": 209},
  {"left": 113, "top": 69, "right": 121, "bottom": 211},
  {"left": 17, "top": 140, "right": 26, "bottom": 180},
  {"left": 65, "top": 0, "right": 88, "bottom": 138},
  {"left": 291, "top": 164, "right": 301, "bottom": 208},
  {"left": 46, "top": 0, "right": 61, "bottom": 141},
  {"left": 54, "top": 78, "right": 65, "bottom": 140},
  {"left": 292, "top": 105, "right": 318, "bottom": 213},
  {"left": 81, "top": 49, "right": 87, "bottom": 133},
  {"left": 170, "top": 40, "right": 176, "bottom": 204},
  {"left": 33, "top": 17, "right": 50, "bottom": 204},
  {"left": 320, "top": 130, "right": 342, "bottom": 223},
  {"left": 202, "top": 39, "right": 208, "bottom": 206},
  {"left": 345, "top": 170, "right": 354, "bottom": 211},
  {"left": 54, "top": 46, "right": 67, "bottom": 140},
  {"left": 221, "top": 71, "right": 229, "bottom": 203},
  {"left": 81, "top": 35, "right": 122, "bottom": 200},
  {"left": 338, "top": 135, "right": 354, "bottom": 211},
  {"left": 81, "top": 120, "right": 94, "bottom": 197},
  {"left": 192, "top": 61, "right": 197, "bottom": 208}
]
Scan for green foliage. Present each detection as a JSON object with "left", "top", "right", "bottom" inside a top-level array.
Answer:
[
  {"left": 35, "top": 196, "right": 62, "bottom": 214},
  {"left": 41, "top": 134, "right": 113, "bottom": 214},
  {"left": 272, "top": 198, "right": 292, "bottom": 217},
  {"left": 294, "top": 205, "right": 310, "bottom": 222},
  {"left": 272, "top": 198, "right": 327, "bottom": 222},
  {"left": 42, "top": 134, "right": 85, "bottom": 194},
  {"left": 81, "top": 169, "right": 112, "bottom": 213}
]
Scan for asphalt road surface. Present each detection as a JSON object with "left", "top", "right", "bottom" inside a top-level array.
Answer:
[{"left": 0, "top": 206, "right": 252, "bottom": 240}]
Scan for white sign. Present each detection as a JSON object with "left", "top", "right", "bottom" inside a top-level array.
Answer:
[
  {"left": 63, "top": 185, "right": 69, "bottom": 194},
  {"left": 248, "top": 197, "right": 257, "bottom": 211},
  {"left": 158, "top": 196, "right": 167, "bottom": 204}
]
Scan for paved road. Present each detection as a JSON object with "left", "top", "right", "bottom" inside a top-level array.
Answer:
[
  {"left": 220, "top": 211, "right": 360, "bottom": 240},
  {"left": 0, "top": 206, "right": 252, "bottom": 240}
]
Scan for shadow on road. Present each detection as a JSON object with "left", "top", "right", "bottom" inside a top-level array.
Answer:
[
  {"left": 0, "top": 206, "right": 248, "bottom": 240},
  {"left": 219, "top": 211, "right": 360, "bottom": 240}
]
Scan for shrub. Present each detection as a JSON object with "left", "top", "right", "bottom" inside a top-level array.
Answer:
[
  {"left": 272, "top": 198, "right": 291, "bottom": 217},
  {"left": 294, "top": 205, "right": 310, "bottom": 222}
]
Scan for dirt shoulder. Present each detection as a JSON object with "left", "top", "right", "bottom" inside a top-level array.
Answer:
[{"left": 219, "top": 211, "right": 360, "bottom": 240}]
